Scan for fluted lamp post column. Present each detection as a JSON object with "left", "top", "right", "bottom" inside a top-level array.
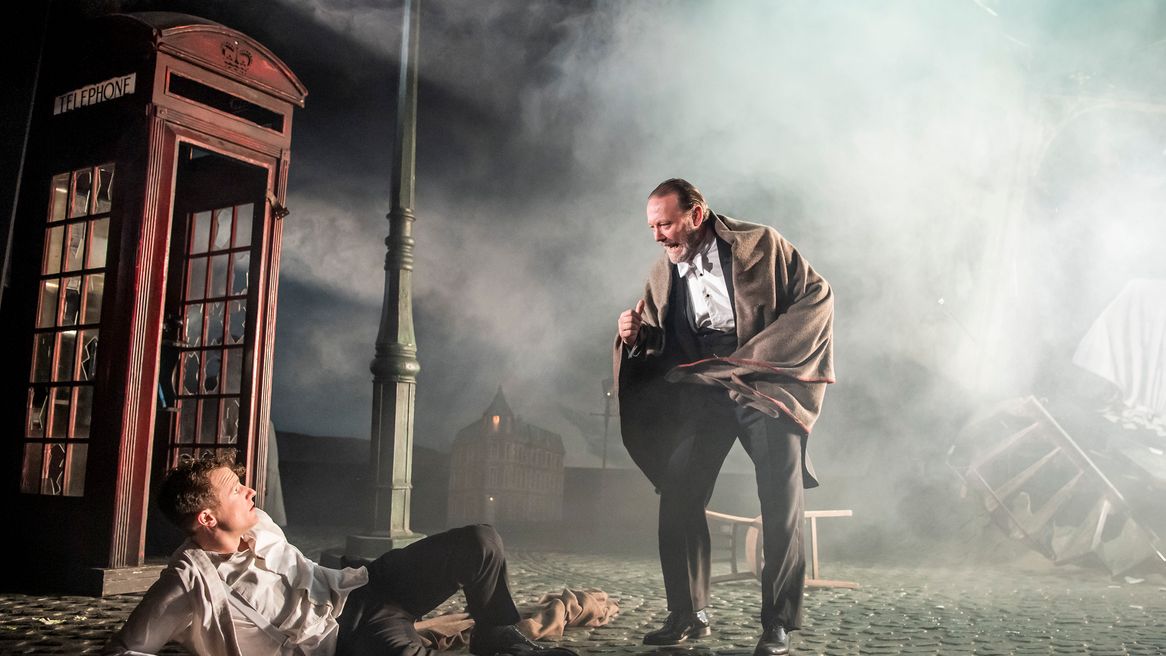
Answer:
[{"left": 346, "top": 0, "right": 424, "bottom": 560}]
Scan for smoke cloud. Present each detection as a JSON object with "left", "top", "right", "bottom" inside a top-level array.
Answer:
[
  {"left": 83, "top": 0, "right": 1163, "bottom": 548},
  {"left": 263, "top": 0, "right": 1164, "bottom": 461}
]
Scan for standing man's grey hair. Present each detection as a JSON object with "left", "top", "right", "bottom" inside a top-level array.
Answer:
[{"left": 649, "top": 178, "right": 709, "bottom": 217}]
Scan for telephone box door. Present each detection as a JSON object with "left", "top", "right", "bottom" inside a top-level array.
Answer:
[{"left": 147, "top": 142, "right": 272, "bottom": 555}]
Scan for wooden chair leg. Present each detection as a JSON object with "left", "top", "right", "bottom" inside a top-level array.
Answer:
[{"left": 810, "top": 516, "right": 820, "bottom": 581}]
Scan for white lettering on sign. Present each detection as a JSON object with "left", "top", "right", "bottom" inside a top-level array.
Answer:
[{"left": 53, "top": 73, "right": 137, "bottom": 116}]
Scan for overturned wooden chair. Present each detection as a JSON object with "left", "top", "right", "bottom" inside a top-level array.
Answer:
[
  {"left": 948, "top": 396, "right": 1166, "bottom": 576},
  {"left": 706, "top": 509, "right": 858, "bottom": 589}
]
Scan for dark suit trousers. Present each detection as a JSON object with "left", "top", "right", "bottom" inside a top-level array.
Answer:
[
  {"left": 335, "top": 524, "right": 522, "bottom": 656},
  {"left": 658, "top": 387, "right": 807, "bottom": 630}
]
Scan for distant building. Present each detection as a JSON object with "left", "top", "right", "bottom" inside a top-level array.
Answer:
[{"left": 447, "top": 387, "right": 564, "bottom": 525}]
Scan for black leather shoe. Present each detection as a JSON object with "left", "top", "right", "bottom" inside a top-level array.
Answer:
[
  {"left": 753, "top": 625, "right": 791, "bottom": 656},
  {"left": 642, "top": 609, "right": 712, "bottom": 646},
  {"left": 469, "top": 624, "right": 578, "bottom": 656}
]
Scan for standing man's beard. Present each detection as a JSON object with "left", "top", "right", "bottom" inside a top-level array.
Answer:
[{"left": 664, "top": 225, "right": 708, "bottom": 264}]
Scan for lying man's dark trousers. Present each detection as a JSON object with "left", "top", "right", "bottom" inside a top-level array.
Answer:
[{"left": 337, "top": 525, "right": 522, "bottom": 656}]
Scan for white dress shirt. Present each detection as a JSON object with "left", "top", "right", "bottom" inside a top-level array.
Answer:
[
  {"left": 676, "top": 235, "right": 736, "bottom": 333},
  {"left": 104, "top": 510, "right": 369, "bottom": 656}
]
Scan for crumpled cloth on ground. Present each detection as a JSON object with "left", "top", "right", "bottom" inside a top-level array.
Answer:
[
  {"left": 517, "top": 588, "right": 619, "bottom": 640},
  {"left": 414, "top": 588, "right": 619, "bottom": 650},
  {"left": 415, "top": 612, "right": 475, "bottom": 650}
]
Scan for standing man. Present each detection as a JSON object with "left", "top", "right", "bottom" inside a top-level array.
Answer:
[{"left": 614, "top": 179, "right": 834, "bottom": 656}]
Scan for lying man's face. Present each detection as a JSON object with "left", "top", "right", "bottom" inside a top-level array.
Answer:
[{"left": 204, "top": 466, "right": 259, "bottom": 535}]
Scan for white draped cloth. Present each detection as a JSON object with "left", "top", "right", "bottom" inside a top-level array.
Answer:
[{"left": 1073, "top": 279, "right": 1166, "bottom": 434}]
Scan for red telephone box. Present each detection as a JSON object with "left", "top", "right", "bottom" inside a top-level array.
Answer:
[{"left": 0, "top": 12, "right": 306, "bottom": 594}]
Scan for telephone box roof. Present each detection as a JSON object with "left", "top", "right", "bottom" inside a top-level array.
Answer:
[{"left": 101, "top": 11, "right": 308, "bottom": 107}]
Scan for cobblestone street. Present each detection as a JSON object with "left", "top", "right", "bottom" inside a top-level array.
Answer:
[{"left": 2, "top": 541, "right": 1164, "bottom": 655}]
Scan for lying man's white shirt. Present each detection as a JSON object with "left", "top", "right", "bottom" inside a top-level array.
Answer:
[{"left": 104, "top": 509, "right": 368, "bottom": 656}]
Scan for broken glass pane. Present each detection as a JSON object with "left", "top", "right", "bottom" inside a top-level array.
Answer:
[
  {"left": 88, "top": 218, "right": 109, "bottom": 269},
  {"left": 190, "top": 211, "right": 211, "bottom": 254},
  {"left": 71, "top": 169, "right": 92, "bottom": 218},
  {"left": 228, "top": 300, "right": 246, "bottom": 344},
  {"left": 73, "top": 386, "right": 93, "bottom": 438},
  {"left": 21, "top": 444, "right": 44, "bottom": 494},
  {"left": 221, "top": 398, "right": 240, "bottom": 444},
  {"left": 203, "top": 351, "right": 221, "bottom": 393},
  {"left": 84, "top": 274, "right": 104, "bottom": 324},
  {"left": 235, "top": 204, "right": 253, "bottom": 248},
  {"left": 225, "top": 348, "right": 242, "bottom": 394},
  {"left": 26, "top": 387, "right": 48, "bottom": 437},
  {"left": 187, "top": 257, "right": 207, "bottom": 301},
  {"left": 64, "top": 443, "right": 88, "bottom": 497},
  {"left": 43, "top": 226, "right": 63, "bottom": 275},
  {"left": 45, "top": 443, "right": 67, "bottom": 494},
  {"left": 231, "top": 252, "right": 249, "bottom": 296},
  {"left": 64, "top": 222, "right": 86, "bottom": 272},
  {"left": 78, "top": 330, "right": 98, "bottom": 381},
  {"left": 199, "top": 401, "right": 217, "bottom": 444},
  {"left": 209, "top": 254, "right": 228, "bottom": 298},
  {"left": 181, "top": 352, "right": 200, "bottom": 396},
  {"left": 50, "top": 173, "right": 69, "bottom": 222},
  {"left": 177, "top": 400, "right": 197, "bottom": 444},
  {"left": 61, "top": 276, "right": 81, "bottom": 326},
  {"left": 32, "top": 333, "right": 54, "bottom": 383},
  {"left": 213, "top": 207, "right": 232, "bottom": 250},
  {"left": 95, "top": 164, "right": 114, "bottom": 214},
  {"left": 37, "top": 279, "right": 59, "bottom": 328},
  {"left": 184, "top": 303, "right": 204, "bottom": 346},
  {"left": 55, "top": 330, "right": 77, "bottom": 382},
  {"left": 207, "top": 301, "right": 225, "bottom": 346},
  {"left": 49, "top": 387, "right": 71, "bottom": 438}
]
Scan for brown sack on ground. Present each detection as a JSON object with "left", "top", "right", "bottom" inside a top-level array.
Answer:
[
  {"left": 415, "top": 612, "right": 473, "bottom": 650},
  {"left": 414, "top": 588, "right": 620, "bottom": 649},
  {"left": 517, "top": 588, "right": 620, "bottom": 640}
]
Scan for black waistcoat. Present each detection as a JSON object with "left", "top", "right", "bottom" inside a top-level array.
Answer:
[{"left": 664, "top": 236, "right": 737, "bottom": 362}]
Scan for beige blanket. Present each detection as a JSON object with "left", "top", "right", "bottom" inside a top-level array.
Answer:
[{"left": 414, "top": 588, "right": 620, "bottom": 649}]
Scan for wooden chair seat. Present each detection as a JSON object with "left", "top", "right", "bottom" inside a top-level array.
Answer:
[{"left": 705, "top": 509, "right": 858, "bottom": 589}]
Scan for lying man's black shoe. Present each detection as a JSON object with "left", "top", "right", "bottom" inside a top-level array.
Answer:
[
  {"left": 642, "top": 609, "right": 712, "bottom": 646},
  {"left": 752, "top": 624, "right": 791, "bottom": 656},
  {"left": 469, "top": 624, "right": 578, "bottom": 656}
]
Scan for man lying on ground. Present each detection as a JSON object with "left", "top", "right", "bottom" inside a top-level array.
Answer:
[{"left": 104, "top": 452, "right": 577, "bottom": 656}]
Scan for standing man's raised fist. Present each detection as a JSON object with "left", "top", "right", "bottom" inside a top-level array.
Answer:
[{"left": 618, "top": 299, "right": 646, "bottom": 347}]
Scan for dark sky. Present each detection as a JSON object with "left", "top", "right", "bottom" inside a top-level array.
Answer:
[{"left": 8, "top": 0, "right": 1166, "bottom": 475}]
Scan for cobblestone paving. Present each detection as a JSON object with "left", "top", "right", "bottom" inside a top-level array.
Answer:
[{"left": 2, "top": 548, "right": 1164, "bottom": 655}]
